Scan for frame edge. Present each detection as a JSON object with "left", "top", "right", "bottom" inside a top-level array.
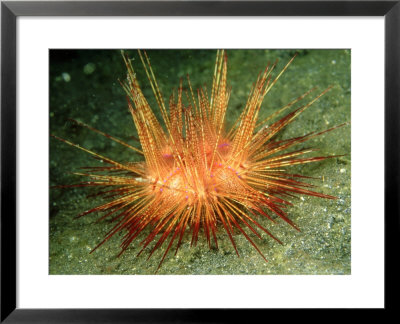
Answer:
[{"left": 1, "top": 1, "right": 17, "bottom": 322}]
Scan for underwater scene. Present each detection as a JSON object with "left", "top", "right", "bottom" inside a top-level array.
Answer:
[{"left": 49, "top": 49, "right": 351, "bottom": 275}]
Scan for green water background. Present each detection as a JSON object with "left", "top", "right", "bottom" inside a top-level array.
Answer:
[{"left": 50, "top": 49, "right": 351, "bottom": 275}]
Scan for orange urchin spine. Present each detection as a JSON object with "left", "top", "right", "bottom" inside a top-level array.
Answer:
[{"left": 53, "top": 50, "right": 346, "bottom": 271}]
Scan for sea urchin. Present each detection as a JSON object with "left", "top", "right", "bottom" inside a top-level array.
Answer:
[{"left": 52, "top": 50, "right": 347, "bottom": 272}]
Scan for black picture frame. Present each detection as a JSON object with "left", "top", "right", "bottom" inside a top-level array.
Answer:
[{"left": 1, "top": 0, "right": 398, "bottom": 322}]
